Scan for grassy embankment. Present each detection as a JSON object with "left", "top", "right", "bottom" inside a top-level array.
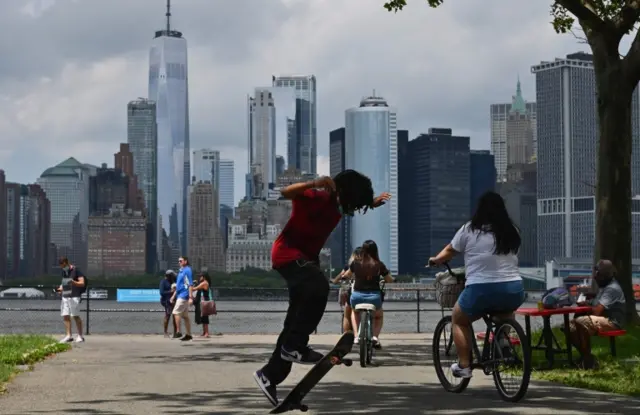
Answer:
[
  {"left": 0, "top": 335, "right": 71, "bottom": 392},
  {"left": 526, "top": 325, "right": 640, "bottom": 396}
]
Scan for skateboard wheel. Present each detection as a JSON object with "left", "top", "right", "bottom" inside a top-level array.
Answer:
[
  {"left": 330, "top": 356, "right": 339, "bottom": 365},
  {"left": 343, "top": 359, "right": 353, "bottom": 367},
  {"left": 300, "top": 404, "right": 308, "bottom": 412}
]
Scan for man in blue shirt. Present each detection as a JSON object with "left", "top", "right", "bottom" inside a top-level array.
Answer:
[{"left": 171, "top": 256, "right": 194, "bottom": 341}]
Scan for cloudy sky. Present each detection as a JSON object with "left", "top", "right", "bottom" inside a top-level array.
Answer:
[{"left": 0, "top": 0, "right": 589, "bottom": 205}]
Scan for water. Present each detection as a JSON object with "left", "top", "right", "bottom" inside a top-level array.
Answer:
[{"left": 0, "top": 299, "right": 587, "bottom": 335}]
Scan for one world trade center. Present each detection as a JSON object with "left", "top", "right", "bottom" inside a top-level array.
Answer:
[{"left": 148, "top": 0, "right": 190, "bottom": 253}]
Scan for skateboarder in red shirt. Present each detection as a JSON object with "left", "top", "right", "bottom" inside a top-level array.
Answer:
[{"left": 253, "top": 169, "right": 391, "bottom": 406}]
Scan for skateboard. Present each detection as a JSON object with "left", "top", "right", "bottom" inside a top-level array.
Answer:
[{"left": 269, "top": 331, "right": 355, "bottom": 414}]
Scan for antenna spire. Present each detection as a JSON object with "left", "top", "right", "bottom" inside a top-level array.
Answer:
[{"left": 166, "top": 0, "right": 171, "bottom": 32}]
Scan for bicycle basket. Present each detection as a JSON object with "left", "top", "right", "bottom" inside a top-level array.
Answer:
[{"left": 434, "top": 267, "right": 466, "bottom": 308}]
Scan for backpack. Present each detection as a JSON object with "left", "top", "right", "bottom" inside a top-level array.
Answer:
[
  {"left": 71, "top": 266, "right": 88, "bottom": 294},
  {"left": 541, "top": 287, "right": 572, "bottom": 309}
]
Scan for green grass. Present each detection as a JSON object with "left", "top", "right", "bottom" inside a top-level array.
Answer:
[
  {"left": 0, "top": 335, "right": 71, "bottom": 391},
  {"left": 526, "top": 325, "right": 640, "bottom": 396}
]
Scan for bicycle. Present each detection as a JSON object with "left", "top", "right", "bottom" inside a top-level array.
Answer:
[
  {"left": 431, "top": 262, "right": 532, "bottom": 402},
  {"left": 338, "top": 278, "right": 353, "bottom": 334},
  {"left": 354, "top": 278, "right": 386, "bottom": 368}
]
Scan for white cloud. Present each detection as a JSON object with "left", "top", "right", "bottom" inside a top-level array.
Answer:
[
  {"left": 317, "top": 155, "right": 330, "bottom": 177},
  {"left": 0, "top": 0, "right": 587, "bottom": 206},
  {"left": 19, "top": 0, "right": 56, "bottom": 18}
]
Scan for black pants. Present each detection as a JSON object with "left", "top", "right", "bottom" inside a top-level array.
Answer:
[{"left": 261, "top": 259, "right": 330, "bottom": 386}]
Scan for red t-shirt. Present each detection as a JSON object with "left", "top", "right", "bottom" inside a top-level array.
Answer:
[{"left": 271, "top": 189, "right": 342, "bottom": 268}]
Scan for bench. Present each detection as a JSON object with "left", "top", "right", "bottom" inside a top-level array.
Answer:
[
  {"left": 476, "top": 331, "right": 521, "bottom": 345},
  {"left": 597, "top": 329, "right": 627, "bottom": 357}
]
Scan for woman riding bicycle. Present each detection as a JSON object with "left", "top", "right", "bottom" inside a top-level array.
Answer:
[
  {"left": 343, "top": 240, "right": 394, "bottom": 347},
  {"left": 332, "top": 247, "right": 363, "bottom": 333},
  {"left": 428, "top": 191, "right": 524, "bottom": 379}
]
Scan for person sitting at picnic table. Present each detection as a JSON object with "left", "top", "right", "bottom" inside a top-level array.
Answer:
[{"left": 570, "top": 259, "right": 626, "bottom": 369}]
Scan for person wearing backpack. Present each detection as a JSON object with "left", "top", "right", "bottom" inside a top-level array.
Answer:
[
  {"left": 56, "top": 256, "right": 86, "bottom": 343},
  {"left": 569, "top": 259, "right": 626, "bottom": 369}
]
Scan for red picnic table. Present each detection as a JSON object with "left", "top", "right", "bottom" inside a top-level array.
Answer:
[{"left": 516, "top": 305, "right": 592, "bottom": 368}]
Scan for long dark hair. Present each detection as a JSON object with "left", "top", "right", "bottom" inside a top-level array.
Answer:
[
  {"left": 470, "top": 191, "right": 520, "bottom": 255},
  {"left": 199, "top": 271, "right": 211, "bottom": 286},
  {"left": 361, "top": 240, "right": 381, "bottom": 262},
  {"left": 333, "top": 169, "right": 375, "bottom": 216}
]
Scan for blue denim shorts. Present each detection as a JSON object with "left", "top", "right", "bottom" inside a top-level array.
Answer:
[
  {"left": 350, "top": 291, "right": 382, "bottom": 310},
  {"left": 457, "top": 280, "right": 525, "bottom": 317}
]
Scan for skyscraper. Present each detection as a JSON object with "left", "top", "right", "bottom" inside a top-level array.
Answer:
[
  {"left": 248, "top": 88, "right": 276, "bottom": 198},
  {"left": 114, "top": 143, "right": 145, "bottom": 213},
  {"left": 328, "top": 127, "right": 348, "bottom": 271},
  {"left": 506, "top": 80, "right": 535, "bottom": 168},
  {"left": 275, "top": 155, "right": 285, "bottom": 177},
  {"left": 192, "top": 149, "right": 220, "bottom": 188},
  {"left": 37, "top": 157, "right": 92, "bottom": 271},
  {"left": 188, "top": 181, "right": 225, "bottom": 272},
  {"left": 534, "top": 52, "right": 598, "bottom": 263},
  {"left": 148, "top": 0, "right": 190, "bottom": 253},
  {"left": 219, "top": 159, "right": 235, "bottom": 212},
  {"left": 345, "top": 95, "right": 398, "bottom": 274},
  {"left": 127, "top": 98, "right": 158, "bottom": 272},
  {"left": 89, "top": 164, "right": 132, "bottom": 215},
  {"left": 490, "top": 82, "right": 537, "bottom": 182},
  {"left": 533, "top": 52, "right": 640, "bottom": 264},
  {"left": 272, "top": 75, "right": 317, "bottom": 174},
  {"left": 5, "top": 183, "right": 51, "bottom": 278},
  {"left": 397, "top": 129, "right": 411, "bottom": 274},
  {"left": 470, "top": 150, "right": 496, "bottom": 215},
  {"left": 88, "top": 205, "right": 147, "bottom": 277},
  {"left": 405, "top": 129, "right": 470, "bottom": 274}
]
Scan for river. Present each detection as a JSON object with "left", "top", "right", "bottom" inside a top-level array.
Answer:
[{"left": 2, "top": 299, "right": 621, "bottom": 336}]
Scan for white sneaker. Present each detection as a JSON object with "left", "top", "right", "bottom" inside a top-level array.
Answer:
[
  {"left": 75, "top": 336, "right": 85, "bottom": 343},
  {"left": 372, "top": 336, "right": 381, "bottom": 349},
  {"left": 354, "top": 338, "right": 359, "bottom": 344},
  {"left": 59, "top": 335, "right": 73, "bottom": 343},
  {"left": 450, "top": 363, "right": 472, "bottom": 378}
]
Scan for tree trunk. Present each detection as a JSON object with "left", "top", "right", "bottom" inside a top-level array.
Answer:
[{"left": 592, "top": 53, "right": 640, "bottom": 325}]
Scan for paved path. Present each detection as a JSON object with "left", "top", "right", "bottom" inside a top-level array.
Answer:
[{"left": 1, "top": 334, "right": 639, "bottom": 414}]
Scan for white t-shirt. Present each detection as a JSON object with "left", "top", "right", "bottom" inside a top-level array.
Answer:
[{"left": 450, "top": 222, "right": 521, "bottom": 286}]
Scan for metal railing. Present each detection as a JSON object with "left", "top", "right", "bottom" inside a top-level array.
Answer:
[{"left": 0, "top": 285, "right": 547, "bottom": 336}]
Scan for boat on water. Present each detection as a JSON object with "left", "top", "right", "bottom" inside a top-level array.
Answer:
[{"left": 81, "top": 289, "right": 108, "bottom": 300}]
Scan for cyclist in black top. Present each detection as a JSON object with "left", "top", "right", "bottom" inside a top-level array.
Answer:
[
  {"left": 332, "top": 247, "right": 362, "bottom": 333},
  {"left": 342, "top": 240, "right": 394, "bottom": 348}
]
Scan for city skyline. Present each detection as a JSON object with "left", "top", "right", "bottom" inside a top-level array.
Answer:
[{"left": 0, "top": 0, "right": 592, "bottom": 207}]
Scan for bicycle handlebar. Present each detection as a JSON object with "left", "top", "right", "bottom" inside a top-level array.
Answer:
[{"left": 426, "top": 260, "right": 465, "bottom": 283}]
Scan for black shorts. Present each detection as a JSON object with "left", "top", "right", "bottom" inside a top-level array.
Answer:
[{"left": 162, "top": 302, "right": 174, "bottom": 317}]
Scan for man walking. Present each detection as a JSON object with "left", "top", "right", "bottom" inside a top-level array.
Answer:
[
  {"left": 56, "top": 257, "right": 86, "bottom": 343},
  {"left": 160, "top": 270, "right": 180, "bottom": 338},
  {"left": 171, "top": 256, "right": 194, "bottom": 342}
]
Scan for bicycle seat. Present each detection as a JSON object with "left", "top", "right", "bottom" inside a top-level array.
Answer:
[
  {"left": 482, "top": 309, "right": 515, "bottom": 323},
  {"left": 354, "top": 303, "right": 377, "bottom": 311}
]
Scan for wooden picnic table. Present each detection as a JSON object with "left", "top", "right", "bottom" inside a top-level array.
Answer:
[{"left": 516, "top": 306, "right": 592, "bottom": 368}]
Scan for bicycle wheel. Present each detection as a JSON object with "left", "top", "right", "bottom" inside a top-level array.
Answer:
[
  {"left": 366, "top": 314, "right": 373, "bottom": 365},
  {"left": 491, "top": 317, "right": 531, "bottom": 402},
  {"left": 432, "top": 315, "right": 470, "bottom": 393},
  {"left": 359, "top": 311, "right": 369, "bottom": 368}
]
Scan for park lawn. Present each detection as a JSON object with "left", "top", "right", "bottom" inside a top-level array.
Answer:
[
  {"left": 0, "top": 335, "right": 71, "bottom": 391},
  {"left": 527, "top": 325, "right": 640, "bottom": 396}
]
